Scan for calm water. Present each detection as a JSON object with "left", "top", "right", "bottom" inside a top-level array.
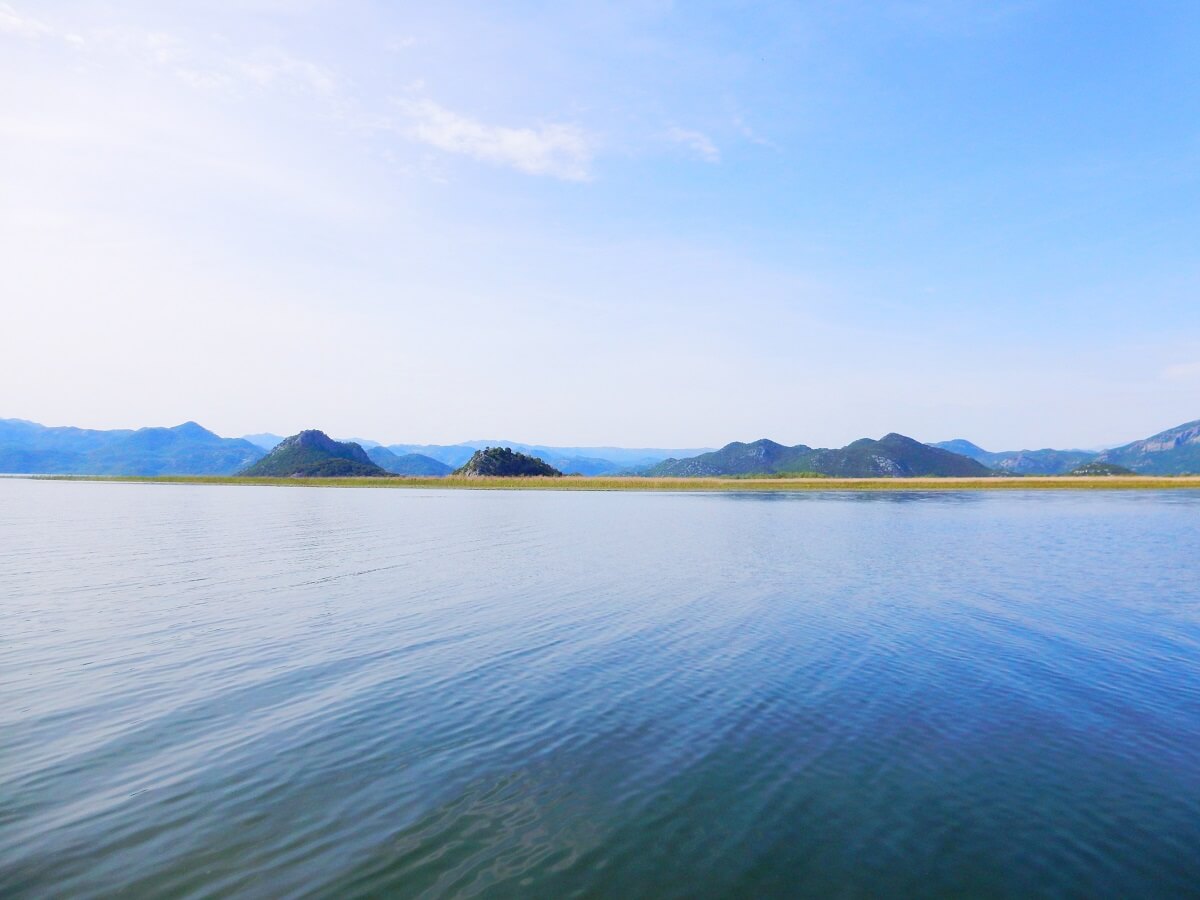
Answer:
[{"left": 2, "top": 480, "right": 1200, "bottom": 898}]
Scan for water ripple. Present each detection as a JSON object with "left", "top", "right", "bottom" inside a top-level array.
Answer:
[{"left": 2, "top": 482, "right": 1200, "bottom": 897}]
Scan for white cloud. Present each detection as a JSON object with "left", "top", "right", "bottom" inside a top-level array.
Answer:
[
  {"left": 394, "top": 97, "right": 593, "bottom": 181},
  {"left": 733, "top": 115, "right": 779, "bottom": 150},
  {"left": 665, "top": 126, "right": 720, "bottom": 163},
  {"left": 0, "top": 3, "right": 51, "bottom": 38}
]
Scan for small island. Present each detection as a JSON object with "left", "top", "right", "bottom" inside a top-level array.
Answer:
[{"left": 453, "top": 447, "right": 563, "bottom": 478}]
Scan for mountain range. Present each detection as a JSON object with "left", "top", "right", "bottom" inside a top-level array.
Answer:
[
  {"left": 647, "top": 433, "right": 993, "bottom": 478},
  {"left": 365, "top": 447, "right": 453, "bottom": 477},
  {"left": 241, "top": 434, "right": 710, "bottom": 475},
  {"left": 0, "top": 419, "right": 262, "bottom": 476},
  {"left": 932, "top": 418, "right": 1200, "bottom": 475},
  {"left": 3, "top": 416, "right": 1199, "bottom": 477},
  {"left": 929, "top": 441, "right": 1096, "bottom": 475}
]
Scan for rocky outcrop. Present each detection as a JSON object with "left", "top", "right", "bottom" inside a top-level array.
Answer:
[{"left": 452, "top": 447, "right": 562, "bottom": 477}]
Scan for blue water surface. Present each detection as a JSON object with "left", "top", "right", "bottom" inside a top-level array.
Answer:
[{"left": 1, "top": 480, "right": 1199, "bottom": 898}]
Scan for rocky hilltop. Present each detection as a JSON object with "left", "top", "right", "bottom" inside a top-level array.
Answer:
[
  {"left": 647, "top": 433, "right": 992, "bottom": 478},
  {"left": 453, "top": 447, "right": 562, "bottom": 477},
  {"left": 932, "top": 418, "right": 1200, "bottom": 475},
  {"left": 239, "top": 430, "right": 387, "bottom": 477},
  {"left": 1095, "top": 419, "right": 1200, "bottom": 474}
]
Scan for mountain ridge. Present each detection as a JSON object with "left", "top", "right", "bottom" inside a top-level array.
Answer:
[
  {"left": 1095, "top": 419, "right": 1200, "bottom": 474},
  {"left": 0, "top": 419, "right": 262, "bottom": 475},
  {"left": 648, "top": 433, "right": 993, "bottom": 478},
  {"left": 366, "top": 447, "right": 453, "bottom": 477},
  {"left": 930, "top": 440, "right": 1096, "bottom": 475},
  {"left": 5, "top": 416, "right": 1199, "bottom": 477}
]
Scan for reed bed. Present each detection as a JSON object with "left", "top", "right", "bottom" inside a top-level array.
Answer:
[{"left": 35, "top": 474, "right": 1200, "bottom": 491}]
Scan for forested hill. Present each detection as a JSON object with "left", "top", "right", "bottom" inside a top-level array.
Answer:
[{"left": 647, "top": 433, "right": 992, "bottom": 478}]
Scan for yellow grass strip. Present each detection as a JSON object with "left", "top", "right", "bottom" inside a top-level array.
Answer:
[{"left": 30, "top": 474, "right": 1200, "bottom": 491}]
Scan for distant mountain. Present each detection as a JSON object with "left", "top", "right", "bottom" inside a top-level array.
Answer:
[
  {"left": 1, "top": 418, "right": 129, "bottom": 472},
  {"left": 932, "top": 418, "right": 1200, "bottom": 475},
  {"left": 453, "top": 447, "right": 562, "bottom": 477},
  {"left": 1094, "top": 419, "right": 1200, "bottom": 474},
  {"left": 469, "top": 442, "right": 714, "bottom": 473},
  {"left": 386, "top": 441, "right": 713, "bottom": 474},
  {"left": 240, "top": 430, "right": 387, "bottom": 477},
  {"left": 366, "top": 447, "right": 452, "bottom": 476},
  {"left": 384, "top": 444, "right": 472, "bottom": 467},
  {"left": 242, "top": 433, "right": 285, "bottom": 451},
  {"left": 930, "top": 440, "right": 1095, "bottom": 475},
  {"left": 648, "top": 433, "right": 993, "bottom": 478},
  {"left": 0, "top": 419, "right": 263, "bottom": 475}
]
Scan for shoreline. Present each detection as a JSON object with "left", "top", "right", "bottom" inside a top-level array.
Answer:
[{"left": 22, "top": 474, "right": 1200, "bottom": 491}]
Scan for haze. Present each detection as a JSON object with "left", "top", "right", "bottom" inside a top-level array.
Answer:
[{"left": 2, "top": 1, "right": 1198, "bottom": 449}]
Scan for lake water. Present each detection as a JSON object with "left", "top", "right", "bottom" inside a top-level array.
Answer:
[{"left": 2, "top": 480, "right": 1200, "bottom": 898}]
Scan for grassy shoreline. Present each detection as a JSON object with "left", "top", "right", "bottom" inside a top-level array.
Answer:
[{"left": 27, "top": 474, "right": 1200, "bottom": 491}]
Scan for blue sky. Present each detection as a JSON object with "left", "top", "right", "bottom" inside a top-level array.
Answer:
[{"left": 2, "top": 1, "right": 1198, "bottom": 448}]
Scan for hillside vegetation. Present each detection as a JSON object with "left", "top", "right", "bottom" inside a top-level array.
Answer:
[
  {"left": 648, "top": 433, "right": 992, "bottom": 478},
  {"left": 453, "top": 447, "right": 562, "bottom": 477},
  {"left": 239, "top": 430, "right": 387, "bottom": 477}
]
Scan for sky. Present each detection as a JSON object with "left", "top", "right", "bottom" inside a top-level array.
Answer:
[{"left": 2, "top": 0, "right": 1198, "bottom": 450}]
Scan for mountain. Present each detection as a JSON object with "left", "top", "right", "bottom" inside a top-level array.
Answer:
[
  {"left": 1094, "top": 419, "right": 1200, "bottom": 474},
  {"left": 930, "top": 440, "right": 1096, "bottom": 475},
  {"left": 0, "top": 419, "right": 263, "bottom": 475},
  {"left": 86, "top": 422, "right": 266, "bottom": 476},
  {"left": 647, "top": 433, "right": 993, "bottom": 478},
  {"left": 0, "top": 418, "right": 127, "bottom": 473},
  {"left": 453, "top": 447, "right": 563, "bottom": 477},
  {"left": 242, "top": 433, "right": 285, "bottom": 451},
  {"left": 366, "top": 447, "right": 453, "bottom": 476},
  {"left": 931, "top": 418, "right": 1200, "bottom": 475},
  {"left": 460, "top": 442, "right": 715, "bottom": 473},
  {"left": 239, "top": 430, "right": 388, "bottom": 477},
  {"left": 385, "top": 442, "right": 713, "bottom": 474}
]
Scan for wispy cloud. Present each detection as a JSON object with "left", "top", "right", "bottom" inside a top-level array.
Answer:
[
  {"left": 665, "top": 126, "right": 720, "bottom": 163},
  {"left": 237, "top": 49, "right": 336, "bottom": 97},
  {"left": 0, "top": 3, "right": 51, "bottom": 38},
  {"left": 394, "top": 97, "right": 592, "bottom": 181},
  {"left": 2, "top": 6, "right": 335, "bottom": 99},
  {"left": 732, "top": 115, "right": 779, "bottom": 150}
]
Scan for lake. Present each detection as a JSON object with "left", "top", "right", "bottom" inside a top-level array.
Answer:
[{"left": 2, "top": 479, "right": 1199, "bottom": 897}]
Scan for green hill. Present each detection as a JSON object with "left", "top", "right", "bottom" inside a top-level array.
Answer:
[
  {"left": 453, "top": 447, "right": 562, "bottom": 477},
  {"left": 239, "top": 430, "right": 388, "bottom": 477},
  {"left": 647, "top": 433, "right": 992, "bottom": 478}
]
